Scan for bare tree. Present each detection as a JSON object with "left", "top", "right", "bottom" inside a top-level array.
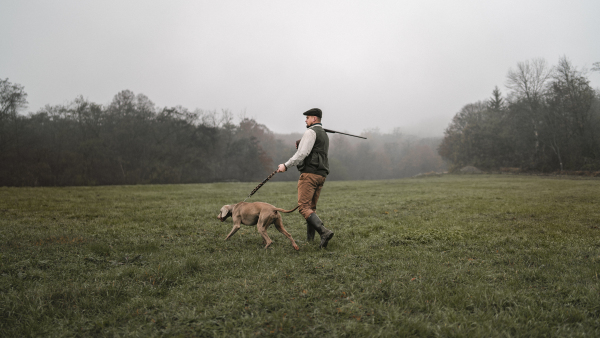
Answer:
[
  {"left": 506, "top": 58, "right": 554, "bottom": 102},
  {"left": 505, "top": 58, "right": 554, "bottom": 161},
  {"left": 0, "top": 78, "right": 29, "bottom": 155},
  {"left": 543, "top": 56, "right": 596, "bottom": 170},
  {"left": 0, "top": 78, "right": 28, "bottom": 118}
]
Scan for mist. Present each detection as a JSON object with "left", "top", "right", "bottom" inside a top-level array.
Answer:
[{"left": 1, "top": 0, "right": 599, "bottom": 137}]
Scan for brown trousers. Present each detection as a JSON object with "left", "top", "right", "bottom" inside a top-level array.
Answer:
[{"left": 297, "top": 173, "right": 326, "bottom": 219}]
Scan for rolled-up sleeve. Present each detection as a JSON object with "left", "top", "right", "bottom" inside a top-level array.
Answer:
[{"left": 284, "top": 129, "right": 316, "bottom": 168}]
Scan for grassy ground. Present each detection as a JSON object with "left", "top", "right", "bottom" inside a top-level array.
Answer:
[{"left": 1, "top": 175, "right": 599, "bottom": 337}]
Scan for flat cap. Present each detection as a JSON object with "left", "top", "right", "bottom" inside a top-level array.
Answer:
[{"left": 303, "top": 108, "right": 322, "bottom": 119}]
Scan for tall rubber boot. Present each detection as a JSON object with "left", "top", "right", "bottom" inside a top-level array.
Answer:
[
  {"left": 306, "top": 221, "right": 316, "bottom": 242},
  {"left": 306, "top": 213, "right": 334, "bottom": 248}
]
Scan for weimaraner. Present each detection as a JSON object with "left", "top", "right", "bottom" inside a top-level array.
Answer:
[{"left": 218, "top": 202, "right": 300, "bottom": 250}]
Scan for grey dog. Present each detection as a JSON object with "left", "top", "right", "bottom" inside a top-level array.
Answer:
[{"left": 218, "top": 202, "right": 300, "bottom": 250}]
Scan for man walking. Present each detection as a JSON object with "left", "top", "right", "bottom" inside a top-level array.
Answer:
[{"left": 277, "top": 108, "right": 334, "bottom": 248}]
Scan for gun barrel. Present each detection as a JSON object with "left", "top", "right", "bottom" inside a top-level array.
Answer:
[{"left": 323, "top": 128, "right": 367, "bottom": 139}]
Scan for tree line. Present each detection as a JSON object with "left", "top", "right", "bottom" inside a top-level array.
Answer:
[
  {"left": 0, "top": 86, "right": 273, "bottom": 186},
  {"left": 0, "top": 79, "right": 446, "bottom": 186},
  {"left": 439, "top": 57, "right": 600, "bottom": 172}
]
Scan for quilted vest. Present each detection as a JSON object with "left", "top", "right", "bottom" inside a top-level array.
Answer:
[{"left": 297, "top": 125, "right": 329, "bottom": 177}]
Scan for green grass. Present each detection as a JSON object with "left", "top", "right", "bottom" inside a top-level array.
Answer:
[{"left": 1, "top": 175, "right": 600, "bottom": 337}]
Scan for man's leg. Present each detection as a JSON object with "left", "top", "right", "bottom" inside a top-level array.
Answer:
[
  {"left": 298, "top": 173, "right": 333, "bottom": 247},
  {"left": 310, "top": 183, "right": 323, "bottom": 214},
  {"left": 306, "top": 213, "right": 334, "bottom": 248},
  {"left": 298, "top": 173, "right": 318, "bottom": 241},
  {"left": 298, "top": 173, "right": 320, "bottom": 219},
  {"left": 304, "top": 182, "right": 323, "bottom": 241}
]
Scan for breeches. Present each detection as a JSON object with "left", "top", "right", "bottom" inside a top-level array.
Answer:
[{"left": 297, "top": 173, "right": 326, "bottom": 219}]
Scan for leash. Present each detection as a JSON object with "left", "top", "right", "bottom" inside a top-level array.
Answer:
[{"left": 242, "top": 169, "right": 278, "bottom": 202}]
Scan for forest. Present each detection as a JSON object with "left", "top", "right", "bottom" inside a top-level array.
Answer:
[
  {"left": 4, "top": 56, "right": 599, "bottom": 187},
  {"left": 439, "top": 57, "right": 600, "bottom": 172},
  {"left": 0, "top": 80, "right": 445, "bottom": 186}
]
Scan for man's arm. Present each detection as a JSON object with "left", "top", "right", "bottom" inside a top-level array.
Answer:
[{"left": 277, "top": 129, "right": 316, "bottom": 172}]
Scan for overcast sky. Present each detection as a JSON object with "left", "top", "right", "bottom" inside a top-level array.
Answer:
[{"left": 1, "top": 0, "right": 599, "bottom": 136}]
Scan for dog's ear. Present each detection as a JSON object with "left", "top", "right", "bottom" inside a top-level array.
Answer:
[{"left": 218, "top": 205, "right": 232, "bottom": 221}]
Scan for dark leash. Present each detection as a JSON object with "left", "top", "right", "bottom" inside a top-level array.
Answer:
[{"left": 243, "top": 169, "right": 278, "bottom": 202}]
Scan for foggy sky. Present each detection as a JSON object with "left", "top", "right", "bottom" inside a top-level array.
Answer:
[{"left": 1, "top": 0, "right": 599, "bottom": 137}]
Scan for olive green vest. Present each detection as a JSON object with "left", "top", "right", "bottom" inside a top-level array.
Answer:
[{"left": 297, "top": 125, "right": 329, "bottom": 177}]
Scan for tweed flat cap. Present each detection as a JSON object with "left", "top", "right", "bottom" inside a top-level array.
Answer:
[{"left": 303, "top": 108, "right": 322, "bottom": 118}]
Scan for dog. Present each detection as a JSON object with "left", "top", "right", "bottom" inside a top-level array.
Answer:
[{"left": 218, "top": 202, "right": 299, "bottom": 250}]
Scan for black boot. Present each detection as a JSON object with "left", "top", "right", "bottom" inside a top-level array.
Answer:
[
  {"left": 306, "top": 221, "right": 316, "bottom": 242},
  {"left": 306, "top": 213, "right": 334, "bottom": 248}
]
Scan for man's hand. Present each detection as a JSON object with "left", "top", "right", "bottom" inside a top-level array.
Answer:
[{"left": 277, "top": 164, "right": 287, "bottom": 173}]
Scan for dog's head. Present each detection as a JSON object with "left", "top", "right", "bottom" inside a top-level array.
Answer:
[{"left": 217, "top": 205, "right": 233, "bottom": 222}]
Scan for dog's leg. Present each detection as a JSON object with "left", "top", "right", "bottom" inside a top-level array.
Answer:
[
  {"left": 256, "top": 216, "right": 273, "bottom": 249},
  {"left": 225, "top": 222, "right": 242, "bottom": 241},
  {"left": 274, "top": 215, "right": 299, "bottom": 251}
]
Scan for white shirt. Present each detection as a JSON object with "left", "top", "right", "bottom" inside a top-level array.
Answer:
[{"left": 284, "top": 124, "right": 321, "bottom": 168}]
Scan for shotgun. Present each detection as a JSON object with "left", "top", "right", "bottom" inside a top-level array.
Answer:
[
  {"left": 295, "top": 128, "right": 366, "bottom": 148},
  {"left": 323, "top": 128, "right": 367, "bottom": 139}
]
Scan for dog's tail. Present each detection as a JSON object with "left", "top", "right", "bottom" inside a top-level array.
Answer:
[{"left": 274, "top": 205, "right": 299, "bottom": 213}]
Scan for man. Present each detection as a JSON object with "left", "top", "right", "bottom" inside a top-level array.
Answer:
[{"left": 277, "top": 108, "right": 334, "bottom": 248}]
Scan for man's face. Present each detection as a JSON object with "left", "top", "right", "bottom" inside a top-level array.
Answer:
[{"left": 305, "top": 115, "right": 315, "bottom": 127}]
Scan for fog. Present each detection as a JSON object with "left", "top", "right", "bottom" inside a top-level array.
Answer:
[{"left": 1, "top": 0, "right": 599, "bottom": 137}]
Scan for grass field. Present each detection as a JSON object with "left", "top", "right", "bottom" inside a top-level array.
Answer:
[{"left": 1, "top": 175, "right": 600, "bottom": 337}]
